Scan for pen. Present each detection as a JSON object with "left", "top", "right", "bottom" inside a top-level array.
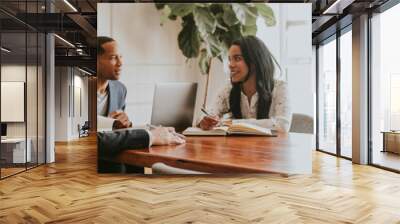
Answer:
[{"left": 201, "top": 108, "right": 211, "bottom": 116}]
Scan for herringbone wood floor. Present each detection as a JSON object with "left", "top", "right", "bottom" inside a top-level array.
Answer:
[{"left": 1, "top": 135, "right": 400, "bottom": 223}]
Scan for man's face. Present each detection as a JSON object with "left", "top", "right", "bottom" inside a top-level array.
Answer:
[{"left": 97, "top": 41, "right": 122, "bottom": 80}]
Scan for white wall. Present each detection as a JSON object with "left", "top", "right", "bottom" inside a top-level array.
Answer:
[
  {"left": 54, "top": 67, "right": 89, "bottom": 141},
  {"left": 55, "top": 67, "right": 69, "bottom": 141},
  {"left": 98, "top": 3, "right": 313, "bottom": 125},
  {"left": 73, "top": 74, "right": 89, "bottom": 137},
  {"left": 279, "top": 4, "right": 313, "bottom": 117}
]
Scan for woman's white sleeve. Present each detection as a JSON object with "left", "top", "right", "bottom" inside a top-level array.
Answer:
[
  {"left": 231, "top": 81, "right": 291, "bottom": 132},
  {"left": 269, "top": 80, "right": 291, "bottom": 132}
]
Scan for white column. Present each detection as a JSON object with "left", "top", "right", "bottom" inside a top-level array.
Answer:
[
  {"left": 352, "top": 14, "right": 369, "bottom": 164},
  {"left": 46, "top": 33, "right": 55, "bottom": 163}
]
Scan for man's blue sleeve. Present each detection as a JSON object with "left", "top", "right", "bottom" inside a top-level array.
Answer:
[{"left": 97, "top": 129, "right": 150, "bottom": 158}]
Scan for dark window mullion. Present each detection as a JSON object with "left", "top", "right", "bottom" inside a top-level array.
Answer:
[
  {"left": 36, "top": 0, "right": 39, "bottom": 168},
  {"left": 367, "top": 11, "right": 373, "bottom": 165},
  {"left": 316, "top": 45, "right": 320, "bottom": 150},
  {"left": 25, "top": 0, "right": 28, "bottom": 171},
  {"left": 336, "top": 29, "right": 341, "bottom": 157}
]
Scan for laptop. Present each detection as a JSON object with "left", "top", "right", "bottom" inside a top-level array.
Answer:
[{"left": 151, "top": 82, "right": 198, "bottom": 132}]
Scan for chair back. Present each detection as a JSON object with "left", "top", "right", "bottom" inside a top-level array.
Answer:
[{"left": 289, "top": 113, "right": 314, "bottom": 134}]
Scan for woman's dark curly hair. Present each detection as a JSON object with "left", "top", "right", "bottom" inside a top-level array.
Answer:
[{"left": 229, "top": 36, "right": 279, "bottom": 119}]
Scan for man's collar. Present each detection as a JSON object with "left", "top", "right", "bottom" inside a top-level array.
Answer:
[{"left": 97, "top": 79, "right": 109, "bottom": 95}]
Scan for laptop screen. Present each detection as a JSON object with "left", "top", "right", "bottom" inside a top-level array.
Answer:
[{"left": 151, "top": 82, "right": 198, "bottom": 132}]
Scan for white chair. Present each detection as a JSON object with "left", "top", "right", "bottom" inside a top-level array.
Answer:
[
  {"left": 151, "top": 162, "right": 208, "bottom": 174},
  {"left": 289, "top": 113, "right": 314, "bottom": 134}
]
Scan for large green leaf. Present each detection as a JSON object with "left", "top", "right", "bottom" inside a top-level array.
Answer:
[
  {"left": 255, "top": 3, "right": 276, "bottom": 26},
  {"left": 203, "top": 35, "right": 223, "bottom": 58},
  {"left": 215, "top": 14, "right": 228, "bottom": 32},
  {"left": 178, "top": 16, "right": 201, "bottom": 58},
  {"left": 194, "top": 3, "right": 209, "bottom": 8},
  {"left": 245, "top": 6, "right": 258, "bottom": 26},
  {"left": 154, "top": 3, "right": 277, "bottom": 76},
  {"left": 231, "top": 4, "right": 246, "bottom": 25},
  {"left": 168, "top": 4, "right": 196, "bottom": 17},
  {"left": 241, "top": 24, "right": 257, "bottom": 36},
  {"left": 232, "top": 3, "right": 257, "bottom": 26},
  {"left": 168, "top": 14, "right": 177, "bottom": 21},
  {"left": 155, "top": 3, "right": 166, "bottom": 10},
  {"left": 222, "top": 24, "right": 242, "bottom": 46},
  {"left": 193, "top": 7, "right": 217, "bottom": 37},
  {"left": 222, "top": 5, "right": 239, "bottom": 26},
  {"left": 159, "top": 5, "right": 172, "bottom": 26},
  {"left": 209, "top": 4, "right": 224, "bottom": 14}
]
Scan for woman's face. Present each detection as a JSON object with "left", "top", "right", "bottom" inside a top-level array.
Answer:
[{"left": 228, "top": 45, "right": 249, "bottom": 83}]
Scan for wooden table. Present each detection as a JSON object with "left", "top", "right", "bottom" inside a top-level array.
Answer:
[{"left": 116, "top": 133, "right": 313, "bottom": 174}]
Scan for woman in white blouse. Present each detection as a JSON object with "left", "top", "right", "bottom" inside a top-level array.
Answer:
[{"left": 199, "top": 36, "right": 291, "bottom": 132}]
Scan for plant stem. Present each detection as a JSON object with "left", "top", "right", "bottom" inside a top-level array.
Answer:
[{"left": 203, "top": 58, "right": 212, "bottom": 108}]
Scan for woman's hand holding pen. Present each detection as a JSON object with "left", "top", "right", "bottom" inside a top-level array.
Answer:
[
  {"left": 199, "top": 108, "right": 220, "bottom": 130},
  {"left": 199, "top": 115, "right": 220, "bottom": 130}
]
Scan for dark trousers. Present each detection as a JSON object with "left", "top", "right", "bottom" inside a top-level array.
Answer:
[{"left": 97, "top": 159, "right": 144, "bottom": 174}]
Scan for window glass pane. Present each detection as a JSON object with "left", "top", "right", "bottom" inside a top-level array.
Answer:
[
  {"left": 340, "top": 29, "right": 352, "bottom": 158},
  {"left": 371, "top": 3, "right": 400, "bottom": 171},
  {"left": 27, "top": 31, "right": 38, "bottom": 169},
  {"left": 0, "top": 1, "right": 46, "bottom": 178},
  {"left": 1, "top": 31, "right": 27, "bottom": 177},
  {"left": 318, "top": 37, "right": 337, "bottom": 154}
]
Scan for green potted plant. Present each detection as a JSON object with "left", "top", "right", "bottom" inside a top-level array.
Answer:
[{"left": 155, "top": 3, "right": 276, "bottom": 106}]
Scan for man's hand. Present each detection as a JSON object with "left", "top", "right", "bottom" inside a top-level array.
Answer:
[
  {"left": 150, "top": 127, "right": 185, "bottom": 146},
  {"left": 199, "top": 115, "right": 220, "bottom": 130},
  {"left": 109, "top": 111, "right": 132, "bottom": 129}
]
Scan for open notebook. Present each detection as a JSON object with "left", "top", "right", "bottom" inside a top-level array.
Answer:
[{"left": 182, "top": 123, "right": 276, "bottom": 136}]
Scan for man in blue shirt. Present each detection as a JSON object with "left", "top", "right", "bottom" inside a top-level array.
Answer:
[{"left": 96, "top": 36, "right": 185, "bottom": 173}]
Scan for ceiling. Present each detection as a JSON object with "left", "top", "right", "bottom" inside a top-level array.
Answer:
[
  {"left": 311, "top": 0, "right": 392, "bottom": 44},
  {"left": 0, "top": 0, "right": 99, "bottom": 73}
]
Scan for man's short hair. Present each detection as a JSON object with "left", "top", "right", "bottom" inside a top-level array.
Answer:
[{"left": 97, "top": 36, "right": 115, "bottom": 56}]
